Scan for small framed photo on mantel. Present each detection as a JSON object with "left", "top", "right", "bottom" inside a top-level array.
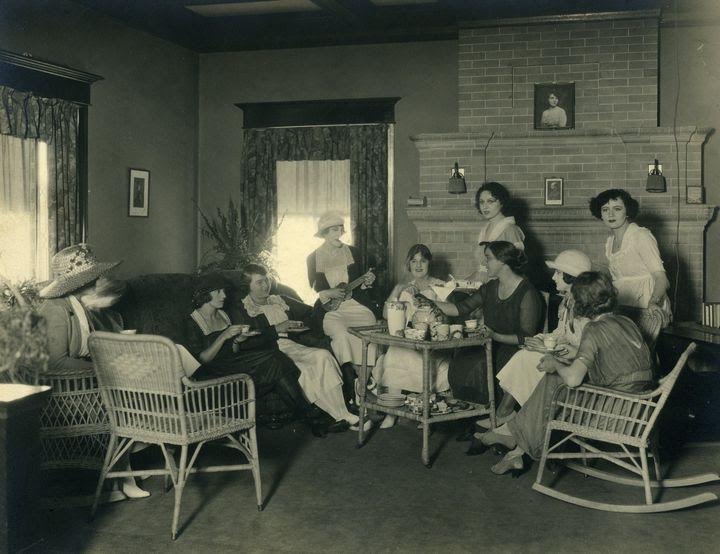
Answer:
[
  {"left": 128, "top": 168, "right": 150, "bottom": 217},
  {"left": 545, "top": 177, "right": 563, "bottom": 206}
]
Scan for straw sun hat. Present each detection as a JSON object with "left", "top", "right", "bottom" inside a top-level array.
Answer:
[{"left": 39, "top": 244, "right": 122, "bottom": 299}]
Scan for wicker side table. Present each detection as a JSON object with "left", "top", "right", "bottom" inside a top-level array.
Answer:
[{"left": 349, "top": 324, "right": 494, "bottom": 467}]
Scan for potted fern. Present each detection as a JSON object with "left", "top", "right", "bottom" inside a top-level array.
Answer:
[
  {"left": 0, "top": 277, "right": 48, "bottom": 383},
  {"left": 197, "top": 198, "right": 278, "bottom": 275}
]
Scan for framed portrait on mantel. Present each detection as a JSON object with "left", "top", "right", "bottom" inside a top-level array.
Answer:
[
  {"left": 128, "top": 168, "right": 150, "bottom": 217},
  {"left": 534, "top": 82, "right": 575, "bottom": 130},
  {"left": 545, "top": 177, "right": 563, "bottom": 206}
]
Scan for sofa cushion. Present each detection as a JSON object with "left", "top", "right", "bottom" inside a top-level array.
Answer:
[{"left": 115, "top": 273, "right": 195, "bottom": 344}]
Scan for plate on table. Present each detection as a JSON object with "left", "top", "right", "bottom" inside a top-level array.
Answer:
[{"left": 525, "top": 345, "right": 565, "bottom": 354}]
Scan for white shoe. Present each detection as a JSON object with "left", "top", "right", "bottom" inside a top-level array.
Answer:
[
  {"left": 350, "top": 419, "right": 373, "bottom": 432},
  {"left": 121, "top": 480, "right": 151, "bottom": 499},
  {"left": 380, "top": 415, "right": 396, "bottom": 429}
]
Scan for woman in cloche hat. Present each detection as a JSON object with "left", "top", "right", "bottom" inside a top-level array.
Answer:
[
  {"left": 306, "top": 211, "right": 378, "bottom": 409},
  {"left": 472, "top": 250, "right": 592, "bottom": 436},
  {"left": 38, "top": 243, "right": 150, "bottom": 499}
]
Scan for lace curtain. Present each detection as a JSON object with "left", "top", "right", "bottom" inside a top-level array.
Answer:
[
  {"left": 241, "top": 124, "right": 389, "bottom": 291},
  {"left": 0, "top": 86, "right": 82, "bottom": 254}
]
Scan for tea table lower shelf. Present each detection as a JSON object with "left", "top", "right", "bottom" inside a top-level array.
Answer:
[{"left": 349, "top": 324, "right": 494, "bottom": 467}]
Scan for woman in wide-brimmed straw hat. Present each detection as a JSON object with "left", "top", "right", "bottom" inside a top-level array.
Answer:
[
  {"left": 306, "top": 211, "right": 378, "bottom": 413},
  {"left": 38, "top": 243, "right": 149, "bottom": 499}
]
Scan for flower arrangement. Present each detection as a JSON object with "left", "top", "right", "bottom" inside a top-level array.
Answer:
[
  {"left": 197, "top": 198, "right": 279, "bottom": 276},
  {"left": 0, "top": 277, "right": 48, "bottom": 383}
]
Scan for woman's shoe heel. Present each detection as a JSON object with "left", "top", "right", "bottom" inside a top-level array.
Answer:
[{"left": 466, "top": 436, "right": 489, "bottom": 456}]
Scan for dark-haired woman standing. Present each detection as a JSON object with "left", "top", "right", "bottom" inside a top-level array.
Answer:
[
  {"left": 477, "top": 272, "right": 654, "bottom": 476},
  {"left": 468, "top": 182, "right": 525, "bottom": 284},
  {"left": 432, "top": 241, "right": 543, "bottom": 405},
  {"left": 589, "top": 188, "right": 671, "bottom": 324}
]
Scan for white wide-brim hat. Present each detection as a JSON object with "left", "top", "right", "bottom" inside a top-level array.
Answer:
[
  {"left": 314, "top": 211, "right": 345, "bottom": 238},
  {"left": 546, "top": 249, "right": 592, "bottom": 277},
  {"left": 39, "top": 243, "right": 122, "bottom": 298}
]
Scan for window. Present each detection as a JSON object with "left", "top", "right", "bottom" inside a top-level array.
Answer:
[
  {"left": 0, "top": 135, "right": 50, "bottom": 281},
  {"left": 275, "top": 160, "right": 351, "bottom": 303}
]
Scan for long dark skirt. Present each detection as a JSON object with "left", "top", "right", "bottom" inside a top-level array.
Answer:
[
  {"left": 193, "top": 343, "right": 300, "bottom": 398},
  {"left": 448, "top": 343, "right": 519, "bottom": 404}
]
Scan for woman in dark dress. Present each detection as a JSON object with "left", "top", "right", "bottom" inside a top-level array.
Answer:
[
  {"left": 477, "top": 271, "right": 654, "bottom": 476},
  {"left": 431, "top": 241, "right": 544, "bottom": 407},
  {"left": 183, "top": 273, "right": 327, "bottom": 436}
]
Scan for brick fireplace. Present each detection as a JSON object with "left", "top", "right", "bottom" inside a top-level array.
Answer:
[{"left": 409, "top": 12, "right": 715, "bottom": 322}]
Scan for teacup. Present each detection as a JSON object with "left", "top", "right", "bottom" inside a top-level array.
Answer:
[
  {"left": 464, "top": 319, "right": 478, "bottom": 329},
  {"left": 240, "top": 324, "right": 251, "bottom": 334},
  {"left": 434, "top": 323, "right": 450, "bottom": 341},
  {"left": 543, "top": 335, "right": 557, "bottom": 350},
  {"left": 449, "top": 324, "right": 464, "bottom": 340}
]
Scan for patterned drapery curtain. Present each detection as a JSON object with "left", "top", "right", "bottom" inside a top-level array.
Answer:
[
  {"left": 241, "top": 124, "right": 389, "bottom": 291},
  {"left": 0, "top": 86, "right": 81, "bottom": 252}
]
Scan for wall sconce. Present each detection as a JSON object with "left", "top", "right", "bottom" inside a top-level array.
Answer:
[
  {"left": 646, "top": 159, "right": 666, "bottom": 193},
  {"left": 448, "top": 162, "right": 466, "bottom": 194}
]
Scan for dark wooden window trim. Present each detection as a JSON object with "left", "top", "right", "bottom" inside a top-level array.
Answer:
[
  {"left": 0, "top": 49, "right": 104, "bottom": 241},
  {"left": 236, "top": 97, "right": 401, "bottom": 129}
]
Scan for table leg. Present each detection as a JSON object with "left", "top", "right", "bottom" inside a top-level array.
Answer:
[
  {"left": 486, "top": 340, "right": 496, "bottom": 429},
  {"left": 357, "top": 340, "right": 369, "bottom": 448},
  {"left": 422, "top": 348, "right": 431, "bottom": 467}
]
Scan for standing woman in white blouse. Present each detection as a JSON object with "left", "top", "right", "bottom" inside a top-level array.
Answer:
[
  {"left": 589, "top": 188, "right": 671, "bottom": 324},
  {"left": 466, "top": 182, "right": 525, "bottom": 284}
]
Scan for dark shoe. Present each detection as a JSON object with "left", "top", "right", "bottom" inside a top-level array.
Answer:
[
  {"left": 466, "top": 436, "right": 489, "bottom": 456},
  {"left": 456, "top": 422, "right": 476, "bottom": 442},
  {"left": 309, "top": 419, "right": 328, "bottom": 438},
  {"left": 327, "top": 419, "right": 351, "bottom": 433}
]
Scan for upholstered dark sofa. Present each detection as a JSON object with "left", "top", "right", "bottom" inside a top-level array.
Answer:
[{"left": 113, "top": 271, "right": 305, "bottom": 418}]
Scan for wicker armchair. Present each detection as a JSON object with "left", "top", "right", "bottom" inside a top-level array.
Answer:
[
  {"left": 87, "top": 331, "right": 262, "bottom": 540},
  {"left": 533, "top": 342, "right": 720, "bottom": 512}
]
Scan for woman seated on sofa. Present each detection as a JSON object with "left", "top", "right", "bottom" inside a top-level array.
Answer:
[
  {"left": 183, "top": 273, "right": 327, "bottom": 437},
  {"left": 236, "top": 264, "right": 369, "bottom": 432},
  {"left": 39, "top": 243, "right": 149, "bottom": 499},
  {"left": 484, "top": 250, "right": 592, "bottom": 428},
  {"left": 373, "top": 244, "right": 450, "bottom": 429},
  {"left": 475, "top": 271, "right": 654, "bottom": 476}
]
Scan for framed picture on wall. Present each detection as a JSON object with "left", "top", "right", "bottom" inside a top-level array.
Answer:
[
  {"left": 544, "top": 177, "right": 563, "bottom": 206},
  {"left": 128, "top": 168, "right": 150, "bottom": 217},
  {"left": 534, "top": 82, "right": 575, "bottom": 130}
]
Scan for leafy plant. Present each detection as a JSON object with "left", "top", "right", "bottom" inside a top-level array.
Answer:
[
  {"left": 0, "top": 277, "right": 48, "bottom": 383},
  {"left": 197, "top": 198, "right": 279, "bottom": 275}
]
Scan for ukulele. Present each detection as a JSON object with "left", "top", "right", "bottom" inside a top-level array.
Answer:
[{"left": 322, "top": 268, "right": 375, "bottom": 312}]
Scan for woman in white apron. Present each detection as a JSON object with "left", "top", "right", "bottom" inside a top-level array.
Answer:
[{"left": 589, "top": 189, "right": 671, "bottom": 324}]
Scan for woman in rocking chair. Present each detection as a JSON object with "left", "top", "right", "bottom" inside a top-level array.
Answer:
[{"left": 475, "top": 271, "right": 654, "bottom": 477}]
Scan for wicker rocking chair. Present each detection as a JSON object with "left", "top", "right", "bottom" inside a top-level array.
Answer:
[
  {"left": 533, "top": 342, "right": 720, "bottom": 512},
  {"left": 87, "top": 331, "right": 262, "bottom": 539}
]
